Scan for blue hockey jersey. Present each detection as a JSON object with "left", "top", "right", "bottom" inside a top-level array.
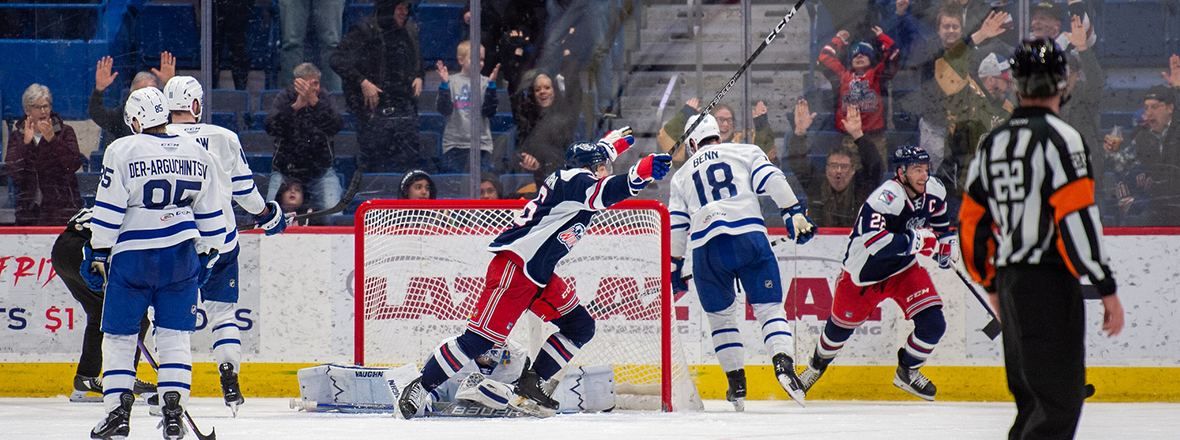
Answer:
[
  {"left": 842, "top": 177, "right": 950, "bottom": 286},
  {"left": 488, "top": 168, "right": 639, "bottom": 286}
]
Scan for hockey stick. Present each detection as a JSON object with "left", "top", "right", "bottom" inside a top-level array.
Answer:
[
  {"left": 669, "top": 0, "right": 808, "bottom": 156},
  {"left": 951, "top": 267, "right": 1002, "bottom": 340},
  {"left": 289, "top": 399, "right": 397, "bottom": 413},
  {"left": 135, "top": 340, "right": 217, "bottom": 440},
  {"left": 585, "top": 284, "right": 663, "bottom": 317},
  {"left": 238, "top": 170, "right": 363, "bottom": 230}
]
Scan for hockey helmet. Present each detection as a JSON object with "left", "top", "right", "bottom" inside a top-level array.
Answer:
[
  {"left": 565, "top": 142, "right": 610, "bottom": 169},
  {"left": 123, "top": 87, "right": 169, "bottom": 134},
  {"left": 163, "top": 76, "right": 205, "bottom": 120},
  {"left": 892, "top": 145, "right": 930, "bottom": 173},
  {"left": 399, "top": 170, "right": 437, "bottom": 200},
  {"left": 1010, "top": 38, "right": 1067, "bottom": 99},
  {"left": 684, "top": 113, "right": 721, "bottom": 153}
]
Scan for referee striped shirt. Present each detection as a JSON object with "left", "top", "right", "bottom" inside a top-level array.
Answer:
[{"left": 960, "top": 106, "right": 1117, "bottom": 296}]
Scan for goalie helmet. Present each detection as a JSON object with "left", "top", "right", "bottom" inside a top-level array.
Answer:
[
  {"left": 163, "top": 76, "right": 205, "bottom": 120},
  {"left": 565, "top": 141, "right": 610, "bottom": 169},
  {"left": 1011, "top": 38, "right": 1067, "bottom": 99},
  {"left": 123, "top": 87, "right": 169, "bottom": 134},
  {"left": 684, "top": 113, "right": 721, "bottom": 153}
]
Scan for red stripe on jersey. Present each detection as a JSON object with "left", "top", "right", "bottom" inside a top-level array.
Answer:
[{"left": 864, "top": 230, "right": 888, "bottom": 247}]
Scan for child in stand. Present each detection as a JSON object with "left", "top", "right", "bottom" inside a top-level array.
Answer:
[
  {"left": 818, "top": 27, "right": 899, "bottom": 171},
  {"left": 437, "top": 41, "right": 500, "bottom": 174}
]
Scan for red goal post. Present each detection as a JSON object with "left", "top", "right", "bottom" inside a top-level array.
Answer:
[{"left": 353, "top": 199, "right": 702, "bottom": 411}]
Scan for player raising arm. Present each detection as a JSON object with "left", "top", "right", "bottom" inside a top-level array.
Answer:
[
  {"left": 397, "top": 127, "right": 672, "bottom": 419},
  {"left": 87, "top": 87, "right": 225, "bottom": 440},
  {"left": 164, "top": 76, "right": 287, "bottom": 416},
  {"left": 799, "top": 146, "right": 955, "bottom": 401},
  {"left": 668, "top": 114, "right": 816, "bottom": 411}
]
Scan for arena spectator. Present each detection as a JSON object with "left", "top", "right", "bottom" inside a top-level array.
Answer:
[
  {"left": 279, "top": 0, "right": 344, "bottom": 91},
  {"left": 480, "top": 172, "right": 504, "bottom": 200},
  {"left": 976, "top": 52, "right": 1016, "bottom": 125},
  {"left": 214, "top": 0, "right": 252, "bottom": 89},
  {"left": 264, "top": 63, "right": 344, "bottom": 226},
  {"left": 658, "top": 99, "right": 776, "bottom": 165},
  {"left": 537, "top": 0, "right": 618, "bottom": 112},
  {"left": 877, "top": 0, "right": 933, "bottom": 69},
  {"left": 1030, "top": 0, "right": 1095, "bottom": 53},
  {"left": 400, "top": 170, "right": 437, "bottom": 200},
  {"left": 512, "top": 57, "right": 583, "bottom": 186},
  {"left": 787, "top": 100, "right": 882, "bottom": 227},
  {"left": 332, "top": 0, "right": 424, "bottom": 173},
  {"left": 274, "top": 178, "right": 312, "bottom": 226},
  {"left": 89, "top": 54, "right": 173, "bottom": 149},
  {"left": 4, "top": 84, "right": 82, "bottom": 226},
  {"left": 1104, "top": 84, "right": 1180, "bottom": 226},
  {"left": 437, "top": 41, "right": 500, "bottom": 174},
  {"left": 818, "top": 27, "right": 899, "bottom": 171},
  {"left": 1057, "top": 15, "right": 1106, "bottom": 196},
  {"left": 817, "top": 0, "right": 879, "bottom": 43}
]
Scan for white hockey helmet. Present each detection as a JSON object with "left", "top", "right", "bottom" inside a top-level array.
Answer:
[
  {"left": 684, "top": 113, "right": 721, "bottom": 153},
  {"left": 163, "top": 75, "right": 205, "bottom": 120},
  {"left": 123, "top": 87, "right": 169, "bottom": 134}
]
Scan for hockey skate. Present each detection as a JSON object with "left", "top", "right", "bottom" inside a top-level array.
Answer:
[
  {"left": 158, "top": 391, "right": 188, "bottom": 439},
  {"left": 509, "top": 368, "right": 558, "bottom": 418},
  {"left": 148, "top": 393, "right": 161, "bottom": 416},
  {"left": 134, "top": 378, "right": 158, "bottom": 397},
  {"left": 772, "top": 353, "right": 806, "bottom": 407},
  {"left": 893, "top": 349, "right": 936, "bottom": 401},
  {"left": 91, "top": 391, "right": 133, "bottom": 439},
  {"left": 724, "top": 369, "right": 747, "bottom": 412},
  {"left": 218, "top": 362, "right": 244, "bottom": 417},
  {"left": 798, "top": 354, "right": 830, "bottom": 393},
  {"left": 72, "top": 374, "right": 104, "bottom": 403},
  {"left": 397, "top": 377, "right": 427, "bottom": 420}
]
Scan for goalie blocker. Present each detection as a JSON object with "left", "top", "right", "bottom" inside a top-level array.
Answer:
[{"left": 295, "top": 364, "right": 616, "bottom": 417}]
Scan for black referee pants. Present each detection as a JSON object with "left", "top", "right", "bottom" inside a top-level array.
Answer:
[
  {"left": 52, "top": 230, "right": 150, "bottom": 378},
  {"left": 996, "top": 264, "right": 1087, "bottom": 440}
]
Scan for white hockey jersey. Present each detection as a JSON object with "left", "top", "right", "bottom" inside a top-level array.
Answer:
[
  {"left": 841, "top": 177, "right": 950, "bottom": 286},
  {"left": 167, "top": 123, "right": 266, "bottom": 250},
  {"left": 668, "top": 142, "right": 800, "bottom": 257},
  {"left": 90, "top": 132, "right": 225, "bottom": 255}
]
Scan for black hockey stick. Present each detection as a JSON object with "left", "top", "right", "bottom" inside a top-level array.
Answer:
[
  {"left": 670, "top": 0, "right": 808, "bottom": 156},
  {"left": 952, "top": 267, "right": 1002, "bottom": 340},
  {"left": 136, "top": 340, "right": 217, "bottom": 440},
  {"left": 238, "top": 170, "right": 363, "bottom": 230}
]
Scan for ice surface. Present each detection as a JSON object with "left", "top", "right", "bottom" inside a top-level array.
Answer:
[{"left": 3, "top": 397, "right": 1174, "bottom": 440}]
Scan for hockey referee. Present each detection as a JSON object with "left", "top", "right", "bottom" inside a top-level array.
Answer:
[{"left": 960, "top": 38, "right": 1125, "bottom": 440}]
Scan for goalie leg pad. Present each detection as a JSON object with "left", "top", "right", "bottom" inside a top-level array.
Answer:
[
  {"left": 533, "top": 306, "right": 594, "bottom": 380},
  {"left": 902, "top": 306, "right": 944, "bottom": 368},
  {"left": 455, "top": 373, "right": 513, "bottom": 410},
  {"left": 101, "top": 333, "right": 138, "bottom": 413},
  {"left": 706, "top": 302, "right": 745, "bottom": 373},
  {"left": 551, "top": 365, "right": 616, "bottom": 413},
  {"left": 751, "top": 302, "right": 794, "bottom": 358},
  {"left": 422, "top": 332, "right": 490, "bottom": 391},
  {"left": 204, "top": 300, "right": 241, "bottom": 369},
  {"left": 154, "top": 327, "right": 193, "bottom": 408},
  {"left": 817, "top": 318, "right": 855, "bottom": 361}
]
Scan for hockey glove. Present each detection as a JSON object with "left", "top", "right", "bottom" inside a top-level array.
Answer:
[
  {"left": 935, "top": 229, "right": 958, "bottom": 270},
  {"left": 781, "top": 204, "right": 817, "bottom": 245},
  {"left": 254, "top": 200, "right": 287, "bottom": 236},
  {"left": 198, "top": 250, "right": 220, "bottom": 288},
  {"left": 599, "top": 126, "right": 635, "bottom": 161},
  {"left": 628, "top": 154, "right": 673, "bottom": 191},
  {"left": 81, "top": 244, "right": 110, "bottom": 291},
  {"left": 670, "top": 258, "right": 690, "bottom": 293},
  {"left": 906, "top": 228, "right": 938, "bottom": 257}
]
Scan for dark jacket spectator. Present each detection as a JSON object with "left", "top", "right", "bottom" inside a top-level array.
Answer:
[
  {"left": 5, "top": 84, "right": 82, "bottom": 226},
  {"left": 513, "top": 59, "right": 583, "bottom": 186},
  {"left": 1104, "top": 85, "right": 1180, "bottom": 226},
  {"left": 265, "top": 69, "right": 344, "bottom": 183},
  {"left": 877, "top": 0, "right": 933, "bottom": 69},
  {"left": 787, "top": 99, "right": 882, "bottom": 227},
  {"left": 1056, "top": 16, "right": 1105, "bottom": 197},
  {"left": 88, "top": 55, "right": 171, "bottom": 148}
]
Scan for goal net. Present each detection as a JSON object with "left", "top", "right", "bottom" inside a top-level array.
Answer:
[{"left": 354, "top": 199, "right": 702, "bottom": 411}]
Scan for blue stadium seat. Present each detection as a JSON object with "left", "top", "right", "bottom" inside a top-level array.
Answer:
[
  {"left": 1096, "top": 0, "right": 1179, "bottom": 67},
  {"left": 420, "top": 113, "right": 446, "bottom": 134},
  {"left": 342, "top": 113, "right": 358, "bottom": 132},
  {"left": 210, "top": 112, "right": 239, "bottom": 132},
  {"left": 334, "top": 156, "right": 358, "bottom": 181},
  {"left": 490, "top": 113, "right": 515, "bottom": 132},
  {"left": 76, "top": 172, "right": 102, "bottom": 197},
  {"left": 247, "top": 111, "right": 268, "bottom": 131},
  {"left": 89, "top": 152, "right": 104, "bottom": 173},
  {"left": 335, "top": 131, "right": 359, "bottom": 155},
  {"left": 432, "top": 173, "right": 473, "bottom": 199},
  {"left": 211, "top": 89, "right": 251, "bottom": 114},
  {"left": 329, "top": 91, "right": 346, "bottom": 112},
  {"left": 239, "top": 130, "right": 273, "bottom": 154},
  {"left": 358, "top": 173, "right": 406, "bottom": 199},
  {"left": 254, "top": 173, "right": 271, "bottom": 200},
  {"left": 342, "top": 4, "right": 463, "bottom": 67},
  {"left": 137, "top": 4, "right": 201, "bottom": 69},
  {"left": 258, "top": 89, "right": 283, "bottom": 113},
  {"left": 500, "top": 174, "right": 534, "bottom": 196},
  {"left": 246, "top": 154, "right": 272, "bottom": 173},
  {"left": 419, "top": 131, "right": 441, "bottom": 157}
]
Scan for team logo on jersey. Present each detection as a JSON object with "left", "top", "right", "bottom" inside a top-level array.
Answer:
[
  {"left": 879, "top": 190, "right": 896, "bottom": 204},
  {"left": 764, "top": 280, "right": 773, "bottom": 289},
  {"left": 557, "top": 223, "right": 586, "bottom": 250},
  {"left": 161, "top": 213, "right": 175, "bottom": 221}
]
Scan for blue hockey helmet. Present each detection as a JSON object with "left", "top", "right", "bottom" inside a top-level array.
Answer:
[
  {"left": 892, "top": 145, "right": 930, "bottom": 173},
  {"left": 565, "top": 141, "right": 610, "bottom": 169}
]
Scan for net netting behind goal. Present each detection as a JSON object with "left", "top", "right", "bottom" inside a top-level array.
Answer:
[{"left": 354, "top": 199, "right": 702, "bottom": 411}]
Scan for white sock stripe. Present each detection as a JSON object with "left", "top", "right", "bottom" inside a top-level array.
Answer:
[
  {"left": 154, "top": 328, "right": 193, "bottom": 406},
  {"left": 101, "top": 334, "right": 138, "bottom": 412},
  {"left": 907, "top": 333, "right": 938, "bottom": 351},
  {"left": 433, "top": 337, "right": 473, "bottom": 375},
  {"left": 542, "top": 332, "right": 581, "bottom": 365}
]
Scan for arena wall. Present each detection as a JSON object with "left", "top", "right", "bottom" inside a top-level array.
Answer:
[{"left": 1, "top": 227, "right": 1177, "bottom": 402}]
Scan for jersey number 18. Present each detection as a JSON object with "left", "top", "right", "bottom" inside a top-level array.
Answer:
[{"left": 692, "top": 162, "right": 737, "bottom": 205}]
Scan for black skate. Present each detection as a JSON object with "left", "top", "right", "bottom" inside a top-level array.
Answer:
[
  {"left": 91, "top": 391, "right": 133, "bottom": 439},
  {"left": 510, "top": 368, "right": 558, "bottom": 418},
  {"left": 893, "top": 349, "right": 936, "bottom": 401},
  {"left": 397, "top": 377, "right": 427, "bottom": 420},
  {"left": 134, "top": 378, "right": 158, "bottom": 397},
  {"left": 772, "top": 353, "right": 806, "bottom": 407},
  {"left": 725, "top": 369, "right": 747, "bottom": 412},
  {"left": 158, "top": 391, "right": 187, "bottom": 439},
  {"left": 799, "top": 352, "right": 831, "bottom": 393},
  {"left": 218, "top": 362, "right": 244, "bottom": 417},
  {"left": 148, "top": 393, "right": 161, "bottom": 416},
  {"left": 73, "top": 374, "right": 104, "bottom": 403}
]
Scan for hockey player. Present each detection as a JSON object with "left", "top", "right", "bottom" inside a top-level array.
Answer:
[
  {"left": 799, "top": 145, "right": 954, "bottom": 401},
  {"left": 163, "top": 76, "right": 288, "bottom": 416},
  {"left": 86, "top": 87, "right": 226, "bottom": 440},
  {"left": 667, "top": 114, "right": 816, "bottom": 411},
  {"left": 397, "top": 127, "right": 672, "bottom": 419}
]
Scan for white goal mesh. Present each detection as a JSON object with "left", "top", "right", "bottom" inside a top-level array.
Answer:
[{"left": 354, "top": 199, "right": 702, "bottom": 411}]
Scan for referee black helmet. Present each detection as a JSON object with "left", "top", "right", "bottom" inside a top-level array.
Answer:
[{"left": 1011, "top": 38, "right": 1068, "bottom": 99}]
